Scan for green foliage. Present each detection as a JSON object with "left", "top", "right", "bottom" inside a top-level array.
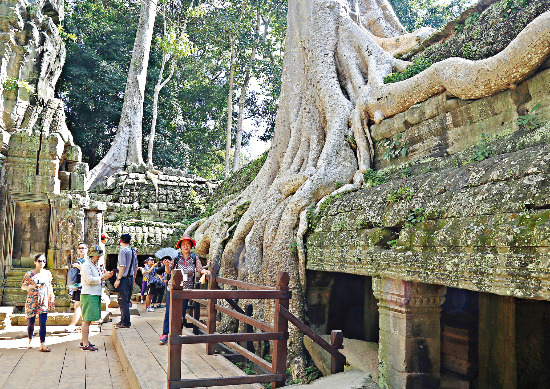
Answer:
[
  {"left": 384, "top": 58, "right": 433, "bottom": 84},
  {"left": 363, "top": 169, "right": 389, "bottom": 187},
  {"left": 377, "top": 133, "right": 408, "bottom": 160},
  {"left": 236, "top": 361, "right": 258, "bottom": 376},
  {"left": 2, "top": 77, "right": 34, "bottom": 94},
  {"left": 58, "top": 25, "right": 77, "bottom": 42},
  {"left": 60, "top": 0, "right": 286, "bottom": 174},
  {"left": 455, "top": 12, "right": 480, "bottom": 34},
  {"left": 334, "top": 182, "right": 344, "bottom": 189},
  {"left": 286, "top": 365, "right": 322, "bottom": 385},
  {"left": 347, "top": 135, "right": 357, "bottom": 149},
  {"left": 388, "top": 0, "right": 467, "bottom": 32},
  {"left": 306, "top": 205, "right": 321, "bottom": 231},
  {"left": 406, "top": 207, "right": 425, "bottom": 227},
  {"left": 386, "top": 186, "right": 415, "bottom": 205},
  {"left": 387, "top": 239, "right": 399, "bottom": 248},
  {"left": 289, "top": 239, "right": 298, "bottom": 256},
  {"left": 318, "top": 194, "right": 341, "bottom": 216},
  {"left": 464, "top": 133, "right": 494, "bottom": 164},
  {"left": 306, "top": 194, "right": 342, "bottom": 233},
  {"left": 516, "top": 104, "right": 541, "bottom": 130},
  {"left": 400, "top": 167, "right": 412, "bottom": 179},
  {"left": 460, "top": 42, "right": 477, "bottom": 59},
  {"left": 500, "top": 0, "right": 530, "bottom": 17}
]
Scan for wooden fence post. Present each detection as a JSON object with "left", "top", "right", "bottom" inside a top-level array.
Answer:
[
  {"left": 192, "top": 281, "right": 201, "bottom": 335},
  {"left": 245, "top": 303, "right": 254, "bottom": 353},
  {"left": 272, "top": 271, "right": 289, "bottom": 389},
  {"left": 330, "top": 330, "right": 344, "bottom": 374},
  {"left": 168, "top": 269, "right": 184, "bottom": 384},
  {"left": 206, "top": 270, "right": 218, "bottom": 355}
]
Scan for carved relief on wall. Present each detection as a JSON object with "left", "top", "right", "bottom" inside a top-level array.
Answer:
[{"left": 48, "top": 204, "right": 84, "bottom": 268}]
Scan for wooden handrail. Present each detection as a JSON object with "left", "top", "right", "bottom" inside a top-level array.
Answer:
[
  {"left": 214, "top": 303, "right": 274, "bottom": 332},
  {"left": 167, "top": 269, "right": 345, "bottom": 389},
  {"left": 224, "top": 298, "right": 245, "bottom": 314},
  {"left": 279, "top": 305, "right": 346, "bottom": 364},
  {"left": 171, "top": 332, "right": 285, "bottom": 345},
  {"left": 173, "top": 289, "right": 291, "bottom": 300},
  {"left": 221, "top": 336, "right": 273, "bottom": 372},
  {"left": 214, "top": 275, "right": 276, "bottom": 290}
]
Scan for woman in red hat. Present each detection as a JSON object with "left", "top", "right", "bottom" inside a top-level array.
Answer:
[{"left": 157, "top": 235, "right": 210, "bottom": 345}]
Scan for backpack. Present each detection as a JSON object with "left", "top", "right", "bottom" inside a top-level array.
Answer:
[
  {"left": 67, "top": 267, "right": 81, "bottom": 289},
  {"left": 130, "top": 248, "right": 138, "bottom": 277}
]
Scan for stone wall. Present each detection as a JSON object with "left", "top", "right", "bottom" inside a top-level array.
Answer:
[
  {"left": 306, "top": 64, "right": 550, "bottom": 301},
  {"left": 91, "top": 165, "right": 217, "bottom": 255},
  {"left": 0, "top": 1, "right": 96, "bottom": 308}
]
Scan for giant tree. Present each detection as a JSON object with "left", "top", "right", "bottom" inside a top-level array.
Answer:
[
  {"left": 85, "top": 0, "right": 157, "bottom": 189},
  {"left": 187, "top": 0, "right": 550, "bottom": 374}
]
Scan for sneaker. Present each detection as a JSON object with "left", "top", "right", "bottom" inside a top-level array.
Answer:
[
  {"left": 159, "top": 335, "right": 168, "bottom": 345},
  {"left": 115, "top": 323, "right": 131, "bottom": 329},
  {"left": 80, "top": 342, "right": 95, "bottom": 348},
  {"left": 156, "top": 304, "right": 164, "bottom": 308},
  {"left": 146, "top": 306, "right": 155, "bottom": 312},
  {"left": 140, "top": 300, "right": 144, "bottom": 304},
  {"left": 82, "top": 344, "right": 98, "bottom": 351}
]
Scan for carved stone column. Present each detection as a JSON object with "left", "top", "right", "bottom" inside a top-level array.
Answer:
[{"left": 373, "top": 277, "right": 446, "bottom": 389}]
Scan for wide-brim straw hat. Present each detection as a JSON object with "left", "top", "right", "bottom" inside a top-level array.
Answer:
[{"left": 176, "top": 235, "right": 196, "bottom": 248}]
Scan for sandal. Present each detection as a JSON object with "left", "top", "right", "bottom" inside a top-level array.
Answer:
[{"left": 39, "top": 344, "right": 51, "bottom": 352}]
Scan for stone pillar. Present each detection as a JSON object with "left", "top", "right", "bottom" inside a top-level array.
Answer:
[
  {"left": 478, "top": 294, "right": 516, "bottom": 389},
  {"left": 373, "top": 277, "right": 446, "bottom": 389}
]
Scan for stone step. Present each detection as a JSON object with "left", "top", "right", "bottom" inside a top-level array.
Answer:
[{"left": 1, "top": 286, "right": 71, "bottom": 307}]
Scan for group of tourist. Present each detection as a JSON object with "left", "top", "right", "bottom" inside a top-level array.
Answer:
[{"left": 21, "top": 232, "right": 210, "bottom": 351}]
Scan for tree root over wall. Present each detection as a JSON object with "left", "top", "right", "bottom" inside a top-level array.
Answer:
[{"left": 187, "top": 0, "right": 550, "bottom": 378}]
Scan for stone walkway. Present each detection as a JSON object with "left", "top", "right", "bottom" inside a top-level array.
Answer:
[
  {"left": 0, "top": 322, "right": 128, "bottom": 389},
  {"left": 0, "top": 302, "right": 267, "bottom": 389}
]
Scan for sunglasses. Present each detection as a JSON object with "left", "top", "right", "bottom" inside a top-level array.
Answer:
[
  {"left": 78, "top": 247, "right": 87, "bottom": 250},
  {"left": 36, "top": 260, "right": 46, "bottom": 263}
]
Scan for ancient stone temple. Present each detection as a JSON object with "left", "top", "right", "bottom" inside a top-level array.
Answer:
[
  {"left": 0, "top": 0, "right": 95, "bottom": 308},
  {"left": 0, "top": 1, "right": 216, "bottom": 309},
  {"left": 303, "top": 1, "right": 550, "bottom": 387}
]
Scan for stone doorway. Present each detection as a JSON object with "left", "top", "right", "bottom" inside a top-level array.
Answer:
[
  {"left": 440, "top": 287, "right": 480, "bottom": 388},
  {"left": 305, "top": 270, "right": 379, "bottom": 342}
]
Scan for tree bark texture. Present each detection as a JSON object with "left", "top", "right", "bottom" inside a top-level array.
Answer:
[
  {"left": 86, "top": 0, "right": 157, "bottom": 189},
  {"left": 190, "top": 0, "right": 550, "bottom": 376},
  {"left": 147, "top": 14, "right": 175, "bottom": 168},
  {"left": 224, "top": 36, "right": 237, "bottom": 179},
  {"left": 232, "top": 12, "right": 263, "bottom": 173}
]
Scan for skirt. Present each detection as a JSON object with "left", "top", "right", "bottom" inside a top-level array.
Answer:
[{"left": 81, "top": 294, "right": 101, "bottom": 322}]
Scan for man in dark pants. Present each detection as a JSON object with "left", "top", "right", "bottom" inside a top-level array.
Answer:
[{"left": 113, "top": 233, "right": 136, "bottom": 329}]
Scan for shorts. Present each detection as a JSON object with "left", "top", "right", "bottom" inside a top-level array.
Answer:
[
  {"left": 146, "top": 283, "right": 159, "bottom": 295},
  {"left": 81, "top": 294, "right": 101, "bottom": 322},
  {"left": 71, "top": 290, "right": 81, "bottom": 302}
]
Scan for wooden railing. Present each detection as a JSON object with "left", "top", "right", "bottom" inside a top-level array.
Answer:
[{"left": 167, "top": 269, "right": 346, "bottom": 389}]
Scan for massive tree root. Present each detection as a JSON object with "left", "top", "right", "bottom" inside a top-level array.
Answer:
[{"left": 188, "top": 0, "right": 550, "bottom": 377}]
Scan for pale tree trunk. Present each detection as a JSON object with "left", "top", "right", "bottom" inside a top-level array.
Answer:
[
  {"left": 188, "top": 0, "right": 550, "bottom": 377},
  {"left": 232, "top": 12, "right": 263, "bottom": 173},
  {"left": 86, "top": 0, "right": 157, "bottom": 190},
  {"left": 147, "top": 14, "right": 175, "bottom": 168},
  {"left": 224, "top": 35, "right": 237, "bottom": 178}
]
